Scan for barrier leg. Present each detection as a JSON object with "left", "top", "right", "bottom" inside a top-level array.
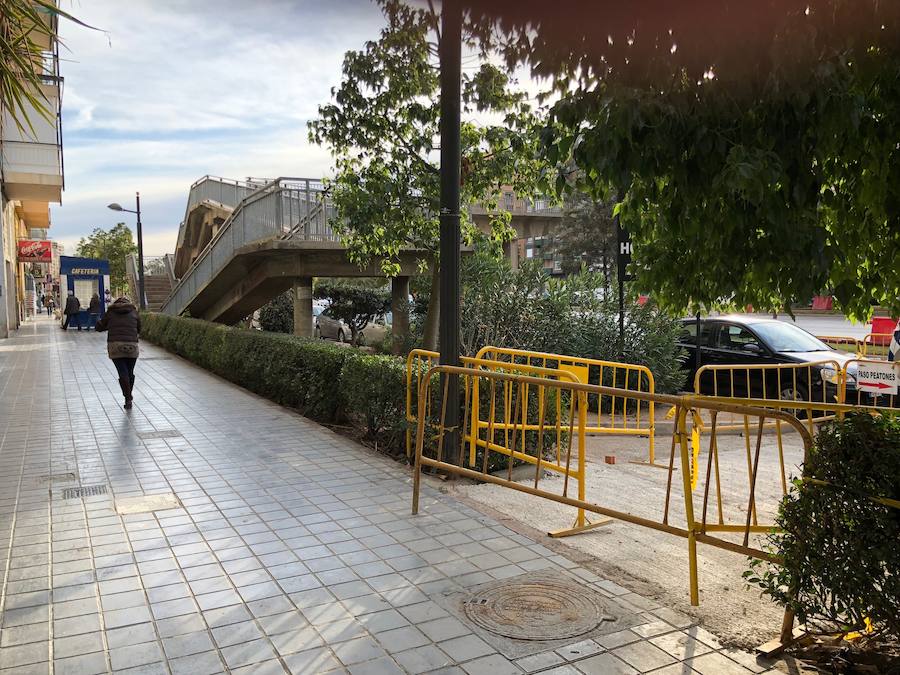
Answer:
[
  {"left": 550, "top": 391, "right": 612, "bottom": 537},
  {"left": 678, "top": 408, "right": 700, "bottom": 605}
]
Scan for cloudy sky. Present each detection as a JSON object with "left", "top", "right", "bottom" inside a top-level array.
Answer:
[{"left": 53, "top": 0, "right": 386, "bottom": 255}]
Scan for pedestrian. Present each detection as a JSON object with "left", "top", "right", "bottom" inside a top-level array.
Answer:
[
  {"left": 889, "top": 318, "right": 900, "bottom": 362},
  {"left": 62, "top": 291, "right": 81, "bottom": 330},
  {"left": 42, "top": 294, "right": 52, "bottom": 316},
  {"left": 88, "top": 292, "right": 101, "bottom": 329},
  {"left": 95, "top": 297, "right": 141, "bottom": 410}
]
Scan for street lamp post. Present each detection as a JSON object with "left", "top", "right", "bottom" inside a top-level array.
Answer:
[{"left": 108, "top": 192, "right": 145, "bottom": 310}]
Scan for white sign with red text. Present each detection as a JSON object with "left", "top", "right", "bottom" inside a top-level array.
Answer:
[{"left": 856, "top": 361, "right": 899, "bottom": 396}]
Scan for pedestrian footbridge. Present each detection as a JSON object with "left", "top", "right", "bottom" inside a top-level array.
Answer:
[{"left": 160, "top": 176, "right": 421, "bottom": 334}]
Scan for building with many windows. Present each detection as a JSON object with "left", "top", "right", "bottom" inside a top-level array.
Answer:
[{"left": 0, "top": 3, "right": 65, "bottom": 337}]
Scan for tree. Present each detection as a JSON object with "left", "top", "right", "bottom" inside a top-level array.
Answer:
[
  {"left": 76, "top": 223, "right": 136, "bottom": 296},
  {"left": 258, "top": 291, "right": 292, "bottom": 334},
  {"left": 1, "top": 0, "right": 90, "bottom": 134},
  {"left": 550, "top": 191, "right": 616, "bottom": 282},
  {"left": 468, "top": 2, "right": 900, "bottom": 319},
  {"left": 309, "top": 0, "right": 544, "bottom": 349},
  {"left": 314, "top": 281, "right": 390, "bottom": 347}
]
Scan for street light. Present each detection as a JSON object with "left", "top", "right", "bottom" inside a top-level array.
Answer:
[{"left": 108, "top": 192, "right": 145, "bottom": 310}]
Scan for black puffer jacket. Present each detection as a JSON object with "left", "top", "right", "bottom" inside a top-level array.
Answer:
[{"left": 95, "top": 298, "right": 140, "bottom": 342}]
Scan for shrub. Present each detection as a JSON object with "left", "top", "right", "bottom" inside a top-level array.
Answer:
[
  {"left": 258, "top": 291, "right": 293, "bottom": 333},
  {"left": 141, "top": 313, "right": 346, "bottom": 422},
  {"left": 745, "top": 412, "right": 900, "bottom": 639},
  {"left": 340, "top": 352, "right": 407, "bottom": 454},
  {"left": 459, "top": 251, "right": 687, "bottom": 393},
  {"left": 314, "top": 281, "right": 390, "bottom": 347}
]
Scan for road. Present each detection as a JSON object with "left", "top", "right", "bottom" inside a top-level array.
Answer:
[{"left": 720, "top": 312, "right": 880, "bottom": 339}]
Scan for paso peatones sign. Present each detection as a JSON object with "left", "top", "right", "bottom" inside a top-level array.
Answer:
[{"left": 17, "top": 240, "right": 52, "bottom": 263}]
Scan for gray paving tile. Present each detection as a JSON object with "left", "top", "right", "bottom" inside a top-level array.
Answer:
[
  {"left": 394, "top": 644, "right": 454, "bottom": 674},
  {"left": 461, "top": 653, "right": 523, "bottom": 674},
  {"left": 612, "top": 641, "right": 677, "bottom": 672},
  {"left": 220, "top": 638, "right": 278, "bottom": 669},
  {"left": 162, "top": 631, "right": 216, "bottom": 659},
  {"left": 53, "top": 632, "right": 104, "bottom": 659},
  {"left": 109, "top": 641, "right": 166, "bottom": 670},
  {"left": 53, "top": 651, "right": 108, "bottom": 675},
  {"left": 283, "top": 647, "right": 343, "bottom": 674},
  {"left": 574, "top": 652, "right": 639, "bottom": 675}
]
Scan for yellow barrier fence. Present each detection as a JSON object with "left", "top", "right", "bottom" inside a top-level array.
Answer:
[
  {"left": 860, "top": 333, "right": 895, "bottom": 359},
  {"left": 840, "top": 358, "right": 900, "bottom": 410},
  {"left": 816, "top": 334, "right": 862, "bottom": 354},
  {"left": 411, "top": 364, "right": 813, "bottom": 610},
  {"left": 405, "top": 348, "right": 606, "bottom": 536},
  {"left": 474, "top": 346, "right": 658, "bottom": 466}
]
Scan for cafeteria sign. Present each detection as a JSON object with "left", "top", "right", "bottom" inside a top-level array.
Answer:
[
  {"left": 17, "top": 239, "right": 52, "bottom": 263},
  {"left": 856, "top": 361, "right": 898, "bottom": 396}
]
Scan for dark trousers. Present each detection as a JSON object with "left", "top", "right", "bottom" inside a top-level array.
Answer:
[
  {"left": 62, "top": 313, "right": 81, "bottom": 330},
  {"left": 113, "top": 358, "right": 137, "bottom": 384},
  {"left": 45, "top": 306, "right": 52, "bottom": 316}
]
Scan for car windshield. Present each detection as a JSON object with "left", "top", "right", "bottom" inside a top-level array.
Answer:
[{"left": 750, "top": 322, "right": 831, "bottom": 353}]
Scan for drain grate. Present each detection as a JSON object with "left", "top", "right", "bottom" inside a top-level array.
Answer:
[
  {"left": 137, "top": 430, "right": 182, "bottom": 440},
  {"left": 140, "top": 357, "right": 171, "bottom": 361},
  {"left": 464, "top": 579, "right": 612, "bottom": 641},
  {"left": 61, "top": 484, "right": 107, "bottom": 500}
]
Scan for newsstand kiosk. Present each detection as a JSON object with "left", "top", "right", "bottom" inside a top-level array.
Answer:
[{"left": 59, "top": 256, "right": 110, "bottom": 327}]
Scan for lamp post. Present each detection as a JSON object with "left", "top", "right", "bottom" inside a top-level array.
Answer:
[{"left": 108, "top": 193, "right": 145, "bottom": 310}]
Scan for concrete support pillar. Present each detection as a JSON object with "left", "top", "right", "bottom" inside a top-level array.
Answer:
[
  {"left": 508, "top": 238, "right": 520, "bottom": 270},
  {"left": 292, "top": 277, "right": 313, "bottom": 338},
  {"left": 391, "top": 275, "right": 410, "bottom": 355}
]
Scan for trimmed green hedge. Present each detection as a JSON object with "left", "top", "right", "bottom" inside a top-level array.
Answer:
[{"left": 140, "top": 313, "right": 407, "bottom": 455}]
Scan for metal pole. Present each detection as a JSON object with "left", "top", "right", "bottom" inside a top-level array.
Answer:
[
  {"left": 438, "top": 0, "right": 462, "bottom": 462},
  {"left": 136, "top": 192, "right": 146, "bottom": 310},
  {"left": 618, "top": 279, "right": 625, "bottom": 359}
]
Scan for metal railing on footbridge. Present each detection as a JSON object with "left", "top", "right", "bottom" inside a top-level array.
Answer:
[{"left": 161, "top": 177, "right": 339, "bottom": 317}]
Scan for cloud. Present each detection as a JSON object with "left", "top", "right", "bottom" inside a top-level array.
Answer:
[{"left": 51, "top": 0, "right": 384, "bottom": 255}]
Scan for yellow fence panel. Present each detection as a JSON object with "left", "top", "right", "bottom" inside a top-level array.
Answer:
[{"left": 475, "top": 346, "right": 658, "bottom": 465}]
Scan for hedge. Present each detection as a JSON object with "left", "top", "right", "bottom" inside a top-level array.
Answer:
[{"left": 140, "top": 313, "right": 408, "bottom": 455}]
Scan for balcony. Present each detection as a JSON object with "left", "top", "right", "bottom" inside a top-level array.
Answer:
[{"left": 1, "top": 72, "right": 64, "bottom": 209}]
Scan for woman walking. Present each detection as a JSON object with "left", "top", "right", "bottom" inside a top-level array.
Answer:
[{"left": 95, "top": 297, "right": 141, "bottom": 409}]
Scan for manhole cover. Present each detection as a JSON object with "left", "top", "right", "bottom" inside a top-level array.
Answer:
[
  {"left": 115, "top": 493, "right": 181, "bottom": 514},
  {"left": 41, "top": 472, "right": 78, "bottom": 484},
  {"left": 463, "top": 579, "right": 610, "bottom": 641}
]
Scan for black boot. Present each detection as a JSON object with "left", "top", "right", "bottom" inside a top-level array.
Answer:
[{"left": 119, "top": 377, "right": 133, "bottom": 409}]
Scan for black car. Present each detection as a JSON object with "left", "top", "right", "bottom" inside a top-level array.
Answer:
[{"left": 677, "top": 316, "right": 857, "bottom": 402}]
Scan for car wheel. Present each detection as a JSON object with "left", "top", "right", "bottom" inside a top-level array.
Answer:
[
  {"left": 779, "top": 384, "right": 810, "bottom": 419},
  {"left": 338, "top": 329, "right": 345, "bottom": 343}
]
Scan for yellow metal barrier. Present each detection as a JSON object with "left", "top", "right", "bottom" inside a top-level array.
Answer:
[
  {"left": 860, "top": 333, "right": 895, "bottom": 360},
  {"left": 411, "top": 364, "right": 813, "bottom": 609},
  {"left": 405, "top": 348, "right": 604, "bottom": 536},
  {"left": 816, "top": 334, "right": 862, "bottom": 354},
  {"left": 474, "top": 346, "right": 658, "bottom": 466}
]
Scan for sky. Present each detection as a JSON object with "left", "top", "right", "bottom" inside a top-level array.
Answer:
[{"left": 53, "top": 0, "right": 386, "bottom": 256}]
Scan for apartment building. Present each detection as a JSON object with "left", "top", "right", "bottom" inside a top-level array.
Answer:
[{"left": 0, "top": 3, "right": 65, "bottom": 337}]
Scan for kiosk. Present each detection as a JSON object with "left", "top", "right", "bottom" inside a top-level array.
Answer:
[{"left": 59, "top": 256, "right": 110, "bottom": 327}]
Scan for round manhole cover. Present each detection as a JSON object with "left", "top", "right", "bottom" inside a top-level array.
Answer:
[{"left": 463, "top": 579, "right": 607, "bottom": 641}]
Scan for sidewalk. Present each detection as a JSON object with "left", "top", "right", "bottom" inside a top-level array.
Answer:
[{"left": 0, "top": 317, "right": 782, "bottom": 674}]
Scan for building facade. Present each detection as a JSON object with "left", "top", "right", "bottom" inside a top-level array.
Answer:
[{"left": 0, "top": 3, "right": 65, "bottom": 337}]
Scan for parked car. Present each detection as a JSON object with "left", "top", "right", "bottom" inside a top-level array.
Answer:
[
  {"left": 313, "top": 304, "right": 350, "bottom": 342},
  {"left": 356, "top": 312, "right": 392, "bottom": 347},
  {"left": 677, "top": 315, "right": 857, "bottom": 403}
]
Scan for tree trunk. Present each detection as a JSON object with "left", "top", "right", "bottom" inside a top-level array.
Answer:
[{"left": 423, "top": 264, "right": 440, "bottom": 351}]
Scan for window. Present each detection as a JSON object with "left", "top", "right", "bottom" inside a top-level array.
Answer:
[
  {"left": 504, "top": 192, "right": 514, "bottom": 210},
  {"left": 678, "top": 321, "right": 712, "bottom": 344},
  {"left": 714, "top": 324, "right": 760, "bottom": 350},
  {"left": 73, "top": 279, "right": 98, "bottom": 309}
]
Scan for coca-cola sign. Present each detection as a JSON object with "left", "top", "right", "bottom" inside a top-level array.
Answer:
[{"left": 17, "top": 240, "right": 52, "bottom": 263}]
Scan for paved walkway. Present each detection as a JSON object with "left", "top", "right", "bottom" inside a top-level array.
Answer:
[{"left": 0, "top": 317, "right": 782, "bottom": 674}]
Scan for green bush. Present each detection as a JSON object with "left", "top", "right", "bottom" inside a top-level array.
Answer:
[
  {"left": 141, "top": 313, "right": 362, "bottom": 426},
  {"left": 745, "top": 412, "right": 900, "bottom": 639},
  {"left": 340, "top": 352, "right": 407, "bottom": 455},
  {"left": 258, "top": 291, "right": 293, "bottom": 333}
]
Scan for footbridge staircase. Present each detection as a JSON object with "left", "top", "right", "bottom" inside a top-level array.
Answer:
[{"left": 160, "top": 176, "right": 421, "bottom": 326}]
